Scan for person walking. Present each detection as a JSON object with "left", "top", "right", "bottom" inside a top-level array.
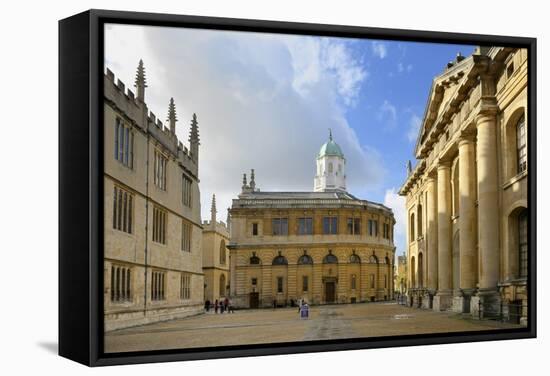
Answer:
[
  {"left": 224, "top": 297, "right": 229, "bottom": 312},
  {"left": 300, "top": 301, "right": 310, "bottom": 319},
  {"left": 214, "top": 299, "right": 219, "bottom": 314},
  {"left": 205, "top": 299, "right": 211, "bottom": 312}
]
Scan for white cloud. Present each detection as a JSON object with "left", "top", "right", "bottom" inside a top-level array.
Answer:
[
  {"left": 378, "top": 100, "right": 397, "bottom": 129},
  {"left": 407, "top": 114, "right": 422, "bottom": 143},
  {"left": 105, "top": 25, "right": 384, "bottom": 222},
  {"left": 372, "top": 41, "right": 387, "bottom": 59},
  {"left": 384, "top": 187, "right": 406, "bottom": 253},
  {"left": 397, "top": 63, "right": 413, "bottom": 73},
  {"left": 286, "top": 37, "right": 368, "bottom": 106}
]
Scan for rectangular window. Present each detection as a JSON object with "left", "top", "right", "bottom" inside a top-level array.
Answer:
[
  {"left": 153, "top": 206, "right": 167, "bottom": 244},
  {"left": 180, "top": 273, "right": 191, "bottom": 300},
  {"left": 369, "top": 274, "right": 375, "bottom": 288},
  {"left": 302, "top": 275, "right": 309, "bottom": 292},
  {"left": 347, "top": 218, "right": 361, "bottom": 235},
  {"left": 272, "top": 218, "right": 288, "bottom": 236},
  {"left": 277, "top": 277, "right": 284, "bottom": 293},
  {"left": 368, "top": 219, "right": 378, "bottom": 236},
  {"left": 298, "top": 217, "right": 313, "bottom": 235},
  {"left": 517, "top": 116, "right": 527, "bottom": 174},
  {"left": 181, "top": 220, "right": 191, "bottom": 252},
  {"left": 351, "top": 274, "right": 357, "bottom": 290},
  {"left": 114, "top": 118, "right": 134, "bottom": 168},
  {"left": 151, "top": 271, "right": 166, "bottom": 301},
  {"left": 182, "top": 174, "right": 192, "bottom": 207},
  {"left": 383, "top": 223, "right": 391, "bottom": 239},
  {"left": 154, "top": 149, "right": 168, "bottom": 190},
  {"left": 251, "top": 278, "right": 257, "bottom": 286},
  {"left": 252, "top": 223, "right": 258, "bottom": 236},
  {"left": 111, "top": 265, "right": 132, "bottom": 302},
  {"left": 112, "top": 186, "right": 134, "bottom": 234},
  {"left": 323, "top": 217, "right": 338, "bottom": 234}
]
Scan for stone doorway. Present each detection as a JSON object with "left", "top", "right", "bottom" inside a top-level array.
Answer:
[
  {"left": 249, "top": 292, "right": 259, "bottom": 308},
  {"left": 325, "top": 281, "right": 336, "bottom": 303}
]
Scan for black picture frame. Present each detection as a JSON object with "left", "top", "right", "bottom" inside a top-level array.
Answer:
[{"left": 59, "top": 9, "right": 537, "bottom": 367}]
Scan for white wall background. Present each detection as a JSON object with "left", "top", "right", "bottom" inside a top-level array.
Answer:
[{"left": 0, "top": 0, "right": 547, "bottom": 374}]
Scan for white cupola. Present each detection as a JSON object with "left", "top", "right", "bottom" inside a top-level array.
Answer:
[{"left": 314, "top": 129, "right": 346, "bottom": 192}]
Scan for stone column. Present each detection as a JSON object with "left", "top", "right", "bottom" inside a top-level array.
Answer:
[
  {"left": 453, "top": 135, "right": 477, "bottom": 313},
  {"left": 426, "top": 176, "right": 438, "bottom": 293},
  {"left": 433, "top": 163, "right": 452, "bottom": 311},
  {"left": 471, "top": 108, "right": 501, "bottom": 318}
]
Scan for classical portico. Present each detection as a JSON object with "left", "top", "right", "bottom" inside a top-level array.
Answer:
[{"left": 400, "top": 47, "right": 529, "bottom": 323}]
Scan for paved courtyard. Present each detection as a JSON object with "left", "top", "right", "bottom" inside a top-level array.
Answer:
[{"left": 104, "top": 302, "right": 521, "bottom": 353}]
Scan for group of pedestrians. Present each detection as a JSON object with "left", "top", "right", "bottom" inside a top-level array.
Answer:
[{"left": 204, "top": 297, "right": 234, "bottom": 314}]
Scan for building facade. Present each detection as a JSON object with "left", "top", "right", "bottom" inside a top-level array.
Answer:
[
  {"left": 399, "top": 47, "right": 528, "bottom": 324},
  {"left": 202, "top": 194, "right": 231, "bottom": 304},
  {"left": 395, "top": 254, "right": 408, "bottom": 295},
  {"left": 104, "top": 61, "right": 204, "bottom": 331},
  {"left": 228, "top": 135, "right": 396, "bottom": 308}
]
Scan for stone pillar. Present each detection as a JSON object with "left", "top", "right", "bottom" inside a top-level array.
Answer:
[
  {"left": 453, "top": 135, "right": 477, "bottom": 313},
  {"left": 433, "top": 163, "right": 452, "bottom": 311},
  {"left": 426, "top": 176, "right": 438, "bottom": 293},
  {"left": 471, "top": 109, "right": 501, "bottom": 318}
]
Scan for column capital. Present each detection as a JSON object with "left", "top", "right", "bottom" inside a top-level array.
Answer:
[
  {"left": 437, "top": 159, "right": 452, "bottom": 170},
  {"left": 458, "top": 130, "right": 476, "bottom": 146},
  {"left": 476, "top": 103, "right": 499, "bottom": 123}
]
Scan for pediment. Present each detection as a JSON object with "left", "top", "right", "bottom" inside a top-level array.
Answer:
[{"left": 414, "top": 56, "right": 474, "bottom": 155}]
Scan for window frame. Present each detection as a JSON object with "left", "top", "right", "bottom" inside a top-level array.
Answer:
[{"left": 323, "top": 216, "right": 338, "bottom": 235}]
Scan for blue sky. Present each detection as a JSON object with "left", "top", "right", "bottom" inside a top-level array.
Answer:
[{"left": 105, "top": 24, "right": 475, "bottom": 256}]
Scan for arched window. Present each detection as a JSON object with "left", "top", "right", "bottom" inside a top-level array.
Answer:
[
  {"left": 368, "top": 255, "right": 378, "bottom": 264},
  {"left": 349, "top": 252, "right": 361, "bottom": 264},
  {"left": 298, "top": 252, "right": 313, "bottom": 265},
  {"left": 516, "top": 114, "right": 527, "bottom": 173},
  {"left": 219, "top": 274, "right": 226, "bottom": 297},
  {"left": 410, "top": 213, "right": 415, "bottom": 241},
  {"left": 518, "top": 209, "right": 528, "bottom": 278},
  {"left": 323, "top": 251, "right": 338, "bottom": 264},
  {"left": 417, "top": 204, "right": 423, "bottom": 236},
  {"left": 250, "top": 252, "right": 260, "bottom": 265},
  {"left": 219, "top": 240, "right": 226, "bottom": 265},
  {"left": 272, "top": 252, "right": 288, "bottom": 265}
]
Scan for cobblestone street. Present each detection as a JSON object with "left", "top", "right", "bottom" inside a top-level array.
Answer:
[{"left": 104, "top": 302, "right": 521, "bottom": 353}]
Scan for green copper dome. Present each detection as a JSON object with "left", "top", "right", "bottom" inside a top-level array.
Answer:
[{"left": 318, "top": 129, "right": 344, "bottom": 158}]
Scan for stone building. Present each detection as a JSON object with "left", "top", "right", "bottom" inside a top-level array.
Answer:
[
  {"left": 202, "top": 194, "right": 230, "bottom": 304},
  {"left": 228, "top": 134, "right": 396, "bottom": 308},
  {"left": 104, "top": 60, "right": 204, "bottom": 331},
  {"left": 399, "top": 47, "right": 528, "bottom": 324},
  {"left": 395, "top": 254, "right": 407, "bottom": 295}
]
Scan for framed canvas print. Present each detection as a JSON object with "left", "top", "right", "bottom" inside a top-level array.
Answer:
[{"left": 59, "top": 9, "right": 536, "bottom": 366}]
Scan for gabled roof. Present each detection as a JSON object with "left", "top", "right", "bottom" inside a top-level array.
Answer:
[{"left": 414, "top": 54, "right": 474, "bottom": 158}]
